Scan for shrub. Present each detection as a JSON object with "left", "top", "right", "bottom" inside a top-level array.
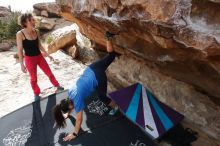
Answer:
[
  {"left": 7, "top": 11, "right": 21, "bottom": 38},
  {"left": 0, "top": 21, "right": 7, "bottom": 42},
  {"left": 0, "top": 11, "right": 21, "bottom": 42},
  {"left": 46, "top": 35, "right": 54, "bottom": 44}
]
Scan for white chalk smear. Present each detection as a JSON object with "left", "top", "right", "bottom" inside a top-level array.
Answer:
[{"left": 3, "top": 120, "right": 32, "bottom": 146}]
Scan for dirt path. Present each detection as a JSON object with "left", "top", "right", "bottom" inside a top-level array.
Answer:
[{"left": 0, "top": 50, "right": 86, "bottom": 117}]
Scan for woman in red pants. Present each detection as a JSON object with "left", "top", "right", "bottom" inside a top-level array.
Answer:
[{"left": 16, "top": 13, "right": 64, "bottom": 99}]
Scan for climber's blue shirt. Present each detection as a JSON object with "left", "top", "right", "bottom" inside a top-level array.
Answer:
[{"left": 68, "top": 67, "right": 98, "bottom": 113}]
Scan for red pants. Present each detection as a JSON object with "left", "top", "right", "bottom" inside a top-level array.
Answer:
[{"left": 25, "top": 54, "right": 59, "bottom": 96}]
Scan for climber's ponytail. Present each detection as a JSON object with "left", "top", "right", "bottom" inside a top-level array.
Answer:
[
  {"left": 53, "top": 98, "right": 72, "bottom": 129},
  {"left": 53, "top": 104, "right": 66, "bottom": 129}
]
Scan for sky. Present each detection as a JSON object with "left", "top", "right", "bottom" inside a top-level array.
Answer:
[{"left": 0, "top": 0, "right": 55, "bottom": 12}]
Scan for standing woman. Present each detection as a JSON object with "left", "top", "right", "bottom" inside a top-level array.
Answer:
[{"left": 16, "top": 13, "right": 64, "bottom": 99}]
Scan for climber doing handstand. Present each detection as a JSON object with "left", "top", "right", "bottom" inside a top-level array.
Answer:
[{"left": 53, "top": 31, "right": 119, "bottom": 141}]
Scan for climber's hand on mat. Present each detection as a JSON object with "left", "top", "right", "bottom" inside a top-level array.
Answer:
[
  {"left": 63, "top": 133, "right": 76, "bottom": 141},
  {"left": 20, "top": 63, "right": 27, "bottom": 73}
]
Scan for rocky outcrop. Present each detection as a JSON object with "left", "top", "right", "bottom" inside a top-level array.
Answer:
[
  {"left": 47, "top": 25, "right": 77, "bottom": 54},
  {"left": 0, "top": 42, "right": 12, "bottom": 52},
  {"left": 41, "top": 10, "right": 49, "bottom": 17},
  {"left": 209, "top": 0, "right": 220, "bottom": 3},
  {"left": 46, "top": 24, "right": 94, "bottom": 61},
  {"left": 108, "top": 53, "right": 220, "bottom": 144},
  {"left": 63, "top": 45, "right": 79, "bottom": 59},
  {"left": 33, "top": 2, "right": 60, "bottom": 18},
  {"left": 56, "top": 0, "right": 220, "bottom": 100},
  {"left": 34, "top": 16, "right": 55, "bottom": 30},
  {"left": 56, "top": 0, "right": 220, "bottom": 144},
  {"left": 0, "top": 6, "right": 12, "bottom": 21}
]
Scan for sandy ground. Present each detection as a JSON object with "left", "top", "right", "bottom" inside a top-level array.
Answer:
[
  {"left": 0, "top": 18, "right": 92, "bottom": 118},
  {"left": 0, "top": 50, "right": 86, "bottom": 117}
]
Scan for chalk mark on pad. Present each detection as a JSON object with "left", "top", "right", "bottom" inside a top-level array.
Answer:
[
  {"left": 87, "top": 99, "right": 108, "bottom": 116},
  {"left": 3, "top": 120, "right": 32, "bottom": 146},
  {"left": 130, "top": 139, "right": 146, "bottom": 146}
]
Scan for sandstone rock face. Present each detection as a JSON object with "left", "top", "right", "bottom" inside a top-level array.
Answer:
[
  {"left": 33, "top": 9, "right": 41, "bottom": 16},
  {"left": 56, "top": 0, "right": 220, "bottom": 143},
  {"left": 45, "top": 23, "right": 94, "bottom": 62},
  {"left": 77, "top": 47, "right": 100, "bottom": 64},
  {"left": 0, "top": 6, "right": 12, "bottom": 21},
  {"left": 41, "top": 10, "right": 49, "bottom": 17},
  {"left": 63, "top": 45, "right": 100, "bottom": 63},
  {"left": 56, "top": 0, "right": 220, "bottom": 100},
  {"left": 63, "top": 45, "right": 79, "bottom": 59},
  {"left": 108, "top": 54, "right": 220, "bottom": 142},
  {"left": 34, "top": 16, "right": 56, "bottom": 30},
  {"left": 209, "top": 0, "right": 220, "bottom": 3},
  {"left": 47, "top": 26, "right": 77, "bottom": 54},
  {"left": 0, "top": 42, "right": 11, "bottom": 51},
  {"left": 33, "top": 2, "right": 61, "bottom": 17}
]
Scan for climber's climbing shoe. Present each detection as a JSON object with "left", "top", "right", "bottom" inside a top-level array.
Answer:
[{"left": 105, "top": 31, "right": 117, "bottom": 40}]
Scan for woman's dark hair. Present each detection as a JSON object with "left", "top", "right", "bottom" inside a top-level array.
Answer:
[
  {"left": 53, "top": 99, "right": 72, "bottom": 129},
  {"left": 18, "top": 13, "right": 33, "bottom": 28}
]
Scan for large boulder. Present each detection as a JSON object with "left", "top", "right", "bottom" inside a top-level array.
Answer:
[
  {"left": 63, "top": 45, "right": 79, "bottom": 59},
  {"left": 56, "top": 0, "right": 220, "bottom": 99},
  {"left": 47, "top": 25, "right": 77, "bottom": 54},
  {"left": 41, "top": 10, "right": 49, "bottom": 17},
  {"left": 0, "top": 42, "right": 11, "bottom": 52},
  {"left": 34, "top": 16, "right": 55, "bottom": 30},
  {"left": 33, "top": 2, "right": 61, "bottom": 17},
  {"left": 209, "top": 0, "right": 220, "bottom": 3},
  {"left": 75, "top": 46, "right": 100, "bottom": 64},
  {"left": 108, "top": 54, "right": 220, "bottom": 144},
  {"left": 0, "top": 6, "right": 12, "bottom": 21},
  {"left": 56, "top": 0, "right": 220, "bottom": 144},
  {"left": 47, "top": 24, "right": 93, "bottom": 61}
]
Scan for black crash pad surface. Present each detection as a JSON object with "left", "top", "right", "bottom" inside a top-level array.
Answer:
[{"left": 0, "top": 91, "right": 156, "bottom": 146}]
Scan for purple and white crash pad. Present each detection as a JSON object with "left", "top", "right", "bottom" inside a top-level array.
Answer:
[{"left": 109, "top": 83, "right": 184, "bottom": 139}]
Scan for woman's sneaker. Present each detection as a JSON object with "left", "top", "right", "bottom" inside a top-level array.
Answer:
[
  {"left": 55, "top": 86, "right": 64, "bottom": 93},
  {"left": 109, "top": 106, "right": 119, "bottom": 116}
]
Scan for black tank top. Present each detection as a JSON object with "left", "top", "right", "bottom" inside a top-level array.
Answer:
[{"left": 21, "top": 30, "right": 41, "bottom": 56}]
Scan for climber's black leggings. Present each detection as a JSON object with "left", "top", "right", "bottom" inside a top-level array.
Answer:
[{"left": 89, "top": 52, "right": 116, "bottom": 105}]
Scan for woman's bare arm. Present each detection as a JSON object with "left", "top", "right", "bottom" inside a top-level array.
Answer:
[
  {"left": 74, "top": 110, "right": 83, "bottom": 134},
  {"left": 16, "top": 32, "right": 24, "bottom": 63},
  {"left": 63, "top": 110, "right": 83, "bottom": 141},
  {"left": 36, "top": 30, "right": 54, "bottom": 61},
  {"left": 16, "top": 32, "right": 27, "bottom": 73}
]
